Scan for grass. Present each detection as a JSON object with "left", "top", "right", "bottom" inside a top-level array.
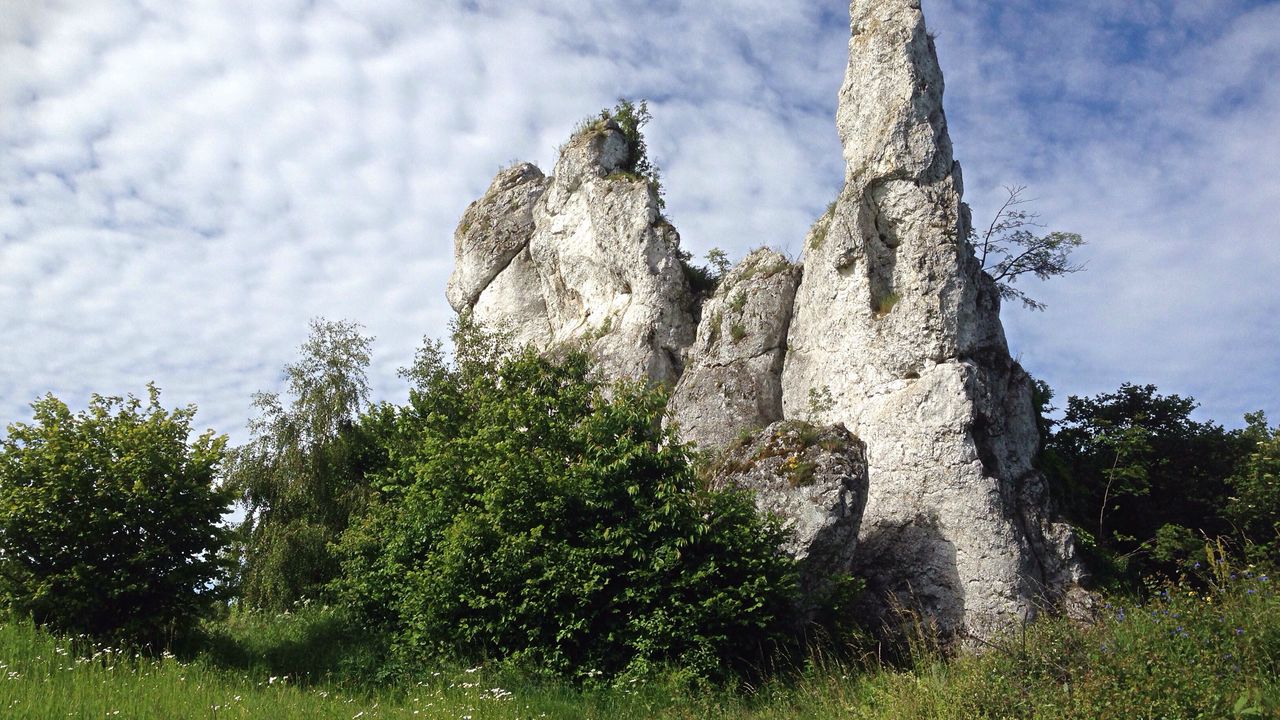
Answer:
[
  {"left": 2, "top": 556, "right": 1278, "bottom": 718},
  {"left": 872, "top": 290, "right": 900, "bottom": 318},
  {"left": 807, "top": 200, "right": 838, "bottom": 251}
]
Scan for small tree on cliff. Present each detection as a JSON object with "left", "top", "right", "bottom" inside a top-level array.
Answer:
[
  {"left": 975, "top": 185, "right": 1086, "bottom": 310},
  {"left": 577, "top": 98, "right": 665, "bottom": 208}
]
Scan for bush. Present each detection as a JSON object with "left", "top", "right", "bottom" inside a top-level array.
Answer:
[
  {"left": 0, "top": 386, "right": 232, "bottom": 649},
  {"left": 1228, "top": 412, "right": 1280, "bottom": 562},
  {"left": 335, "top": 321, "right": 801, "bottom": 681}
]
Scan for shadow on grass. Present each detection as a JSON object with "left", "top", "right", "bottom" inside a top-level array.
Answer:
[{"left": 190, "top": 606, "right": 392, "bottom": 688}]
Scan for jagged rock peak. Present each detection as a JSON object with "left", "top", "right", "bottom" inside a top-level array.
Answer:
[
  {"left": 553, "top": 118, "right": 632, "bottom": 186},
  {"left": 445, "top": 163, "right": 548, "bottom": 312},
  {"left": 668, "top": 249, "right": 801, "bottom": 451},
  {"left": 839, "top": 0, "right": 953, "bottom": 185},
  {"left": 445, "top": 118, "right": 696, "bottom": 386},
  {"left": 779, "top": 0, "right": 1083, "bottom": 638}
]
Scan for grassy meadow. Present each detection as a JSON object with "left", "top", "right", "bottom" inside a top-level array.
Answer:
[{"left": 2, "top": 555, "right": 1277, "bottom": 719}]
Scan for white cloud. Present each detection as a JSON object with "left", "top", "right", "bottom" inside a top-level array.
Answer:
[{"left": 1, "top": 0, "right": 1277, "bottom": 443}]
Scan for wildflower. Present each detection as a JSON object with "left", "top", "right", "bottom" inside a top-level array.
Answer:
[{"left": 1235, "top": 628, "right": 1245, "bottom": 635}]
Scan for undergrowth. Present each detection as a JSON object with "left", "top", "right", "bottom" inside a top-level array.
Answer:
[{"left": 2, "top": 552, "right": 1277, "bottom": 718}]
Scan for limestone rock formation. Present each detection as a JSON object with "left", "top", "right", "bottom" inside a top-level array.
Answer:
[
  {"left": 446, "top": 121, "right": 696, "bottom": 386},
  {"left": 710, "top": 421, "right": 868, "bottom": 610},
  {"left": 667, "top": 249, "right": 800, "bottom": 451},
  {"left": 443, "top": 0, "right": 1082, "bottom": 641},
  {"left": 780, "top": 0, "right": 1081, "bottom": 637}
]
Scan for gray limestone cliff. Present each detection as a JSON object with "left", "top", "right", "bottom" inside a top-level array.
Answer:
[{"left": 443, "top": 0, "right": 1082, "bottom": 640}]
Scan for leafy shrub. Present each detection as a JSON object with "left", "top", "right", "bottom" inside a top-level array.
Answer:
[
  {"left": 335, "top": 320, "right": 800, "bottom": 680},
  {"left": 1227, "top": 412, "right": 1280, "bottom": 562},
  {"left": 0, "top": 386, "right": 232, "bottom": 649}
]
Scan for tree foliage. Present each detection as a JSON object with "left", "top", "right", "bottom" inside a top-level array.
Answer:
[
  {"left": 1226, "top": 412, "right": 1280, "bottom": 562},
  {"left": 228, "top": 318, "right": 379, "bottom": 610},
  {"left": 0, "top": 386, "right": 231, "bottom": 648},
  {"left": 335, "top": 320, "right": 801, "bottom": 680},
  {"left": 975, "top": 185, "right": 1086, "bottom": 310},
  {"left": 1043, "top": 383, "right": 1248, "bottom": 586}
]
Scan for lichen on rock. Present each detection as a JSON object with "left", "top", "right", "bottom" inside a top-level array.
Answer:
[{"left": 710, "top": 420, "right": 869, "bottom": 616}]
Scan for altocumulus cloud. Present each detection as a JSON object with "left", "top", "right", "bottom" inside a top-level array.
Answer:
[{"left": 1, "top": 0, "right": 1277, "bottom": 443}]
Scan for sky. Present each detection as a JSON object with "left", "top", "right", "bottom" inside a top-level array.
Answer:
[{"left": 2, "top": 0, "right": 1278, "bottom": 444}]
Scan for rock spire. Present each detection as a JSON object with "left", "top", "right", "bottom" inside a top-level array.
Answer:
[
  {"left": 446, "top": 120, "right": 695, "bottom": 387},
  {"left": 780, "top": 0, "right": 1080, "bottom": 636}
]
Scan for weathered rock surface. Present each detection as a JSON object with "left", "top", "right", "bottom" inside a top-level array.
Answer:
[
  {"left": 446, "top": 163, "right": 549, "bottom": 312},
  {"left": 447, "top": 121, "right": 696, "bottom": 386},
  {"left": 529, "top": 122, "right": 696, "bottom": 386},
  {"left": 668, "top": 249, "right": 801, "bottom": 450},
  {"left": 710, "top": 421, "right": 869, "bottom": 610},
  {"left": 780, "top": 0, "right": 1081, "bottom": 638}
]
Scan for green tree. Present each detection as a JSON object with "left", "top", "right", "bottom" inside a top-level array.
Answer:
[
  {"left": 335, "top": 320, "right": 801, "bottom": 680},
  {"left": 1044, "top": 383, "right": 1245, "bottom": 585},
  {"left": 608, "top": 97, "right": 657, "bottom": 182},
  {"left": 0, "top": 386, "right": 231, "bottom": 648},
  {"left": 228, "top": 318, "right": 379, "bottom": 609}
]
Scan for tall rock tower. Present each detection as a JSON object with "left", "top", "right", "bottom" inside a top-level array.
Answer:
[{"left": 780, "top": 0, "right": 1080, "bottom": 637}]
